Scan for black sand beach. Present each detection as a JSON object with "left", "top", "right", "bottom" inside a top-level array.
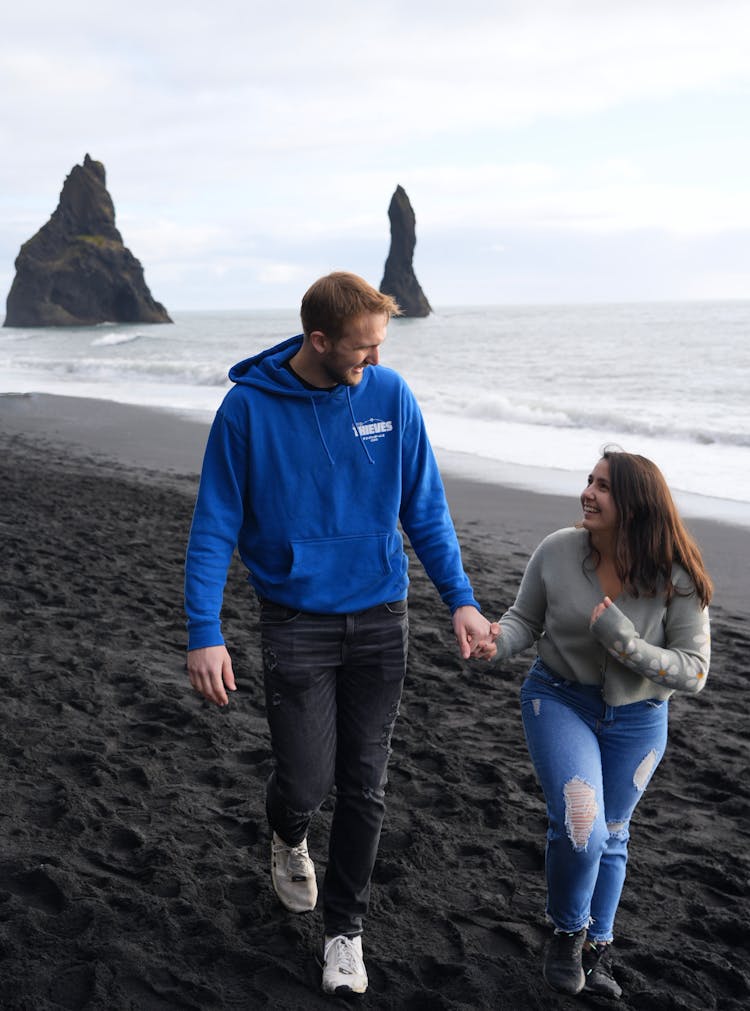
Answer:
[{"left": 1, "top": 393, "right": 749, "bottom": 1010}]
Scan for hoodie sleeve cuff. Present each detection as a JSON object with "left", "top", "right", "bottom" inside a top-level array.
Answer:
[
  {"left": 449, "top": 595, "right": 482, "bottom": 615},
  {"left": 187, "top": 623, "right": 225, "bottom": 651}
]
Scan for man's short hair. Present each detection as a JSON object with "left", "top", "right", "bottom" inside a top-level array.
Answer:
[{"left": 300, "top": 272, "right": 402, "bottom": 341}]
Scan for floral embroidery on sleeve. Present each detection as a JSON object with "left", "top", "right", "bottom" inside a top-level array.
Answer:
[{"left": 593, "top": 604, "right": 710, "bottom": 694}]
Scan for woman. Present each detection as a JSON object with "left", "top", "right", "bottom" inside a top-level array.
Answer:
[{"left": 484, "top": 449, "right": 712, "bottom": 998}]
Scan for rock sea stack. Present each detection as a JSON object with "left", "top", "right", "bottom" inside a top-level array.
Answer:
[
  {"left": 4, "top": 154, "right": 171, "bottom": 327},
  {"left": 379, "top": 184, "right": 431, "bottom": 318}
]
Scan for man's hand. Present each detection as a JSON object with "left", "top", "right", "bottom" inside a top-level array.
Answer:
[
  {"left": 187, "top": 645, "right": 237, "bottom": 706},
  {"left": 452, "top": 605, "right": 495, "bottom": 660}
]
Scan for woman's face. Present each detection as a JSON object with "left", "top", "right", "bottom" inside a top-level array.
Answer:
[{"left": 581, "top": 458, "right": 618, "bottom": 537}]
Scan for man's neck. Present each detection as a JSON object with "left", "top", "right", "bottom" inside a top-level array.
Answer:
[
  {"left": 288, "top": 346, "right": 336, "bottom": 389},
  {"left": 287, "top": 351, "right": 335, "bottom": 390}
]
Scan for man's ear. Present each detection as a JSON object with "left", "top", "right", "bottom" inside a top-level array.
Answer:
[{"left": 309, "top": 330, "right": 329, "bottom": 354}]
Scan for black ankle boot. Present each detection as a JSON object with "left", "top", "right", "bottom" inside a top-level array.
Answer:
[
  {"left": 582, "top": 942, "right": 622, "bottom": 999},
  {"left": 543, "top": 927, "right": 586, "bottom": 994}
]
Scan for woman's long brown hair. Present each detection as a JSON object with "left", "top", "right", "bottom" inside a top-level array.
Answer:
[{"left": 594, "top": 449, "right": 713, "bottom": 607}]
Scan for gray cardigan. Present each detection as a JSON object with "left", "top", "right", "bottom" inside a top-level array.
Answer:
[{"left": 494, "top": 527, "right": 710, "bottom": 706}]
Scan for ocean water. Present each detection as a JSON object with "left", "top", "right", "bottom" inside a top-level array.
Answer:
[{"left": 2, "top": 302, "right": 749, "bottom": 527}]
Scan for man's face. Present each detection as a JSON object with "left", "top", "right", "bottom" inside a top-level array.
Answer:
[{"left": 317, "top": 312, "right": 387, "bottom": 387}]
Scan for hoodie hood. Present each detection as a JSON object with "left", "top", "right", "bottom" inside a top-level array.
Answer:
[{"left": 228, "top": 334, "right": 335, "bottom": 400}]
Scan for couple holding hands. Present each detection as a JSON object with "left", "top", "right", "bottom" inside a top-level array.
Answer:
[{"left": 185, "top": 271, "right": 711, "bottom": 1001}]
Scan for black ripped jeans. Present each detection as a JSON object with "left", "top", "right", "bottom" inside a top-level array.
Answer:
[{"left": 260, "top": 598, "right": 408, "bottom": 937}]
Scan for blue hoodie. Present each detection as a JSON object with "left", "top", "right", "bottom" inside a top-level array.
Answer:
[{"left": 185, "top": 335, "right": 479, "bottom": 650}]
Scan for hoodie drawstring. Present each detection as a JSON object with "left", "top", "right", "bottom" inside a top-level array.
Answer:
[
  {"left": 347, "top": 388, "right": 375, "bottom": 464},
  {"left": 310, "top": 398, "right": 335, "bottom": 466},
  {"left": 309, "top": 389, "right": 375, "bottom": 466}
]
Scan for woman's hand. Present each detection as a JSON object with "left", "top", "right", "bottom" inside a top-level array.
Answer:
[
  {"left": 472, "top": 621, "right": 501, "bottom": 661},
  {"left": 591, "top": 596, "right": 613, "bottom": 625}
]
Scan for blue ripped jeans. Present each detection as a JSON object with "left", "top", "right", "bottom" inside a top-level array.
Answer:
[
  {"left": 260, "top": 598, "right": 408, "bottom": 938},
  {"left": 520, "top": 657, "right": 668, "bottom": 942}
]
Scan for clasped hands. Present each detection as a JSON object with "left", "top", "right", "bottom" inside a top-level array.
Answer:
[
  {"left": 456, "top": 596, "right": 614, "bottom": 664},
  {"left": 452, "top": 605, "right": 500, "bottom": 662}
]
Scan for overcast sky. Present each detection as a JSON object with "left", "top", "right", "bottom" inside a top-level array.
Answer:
[{"left": 2, "top": 1, "right": 749, "bottom": 310}]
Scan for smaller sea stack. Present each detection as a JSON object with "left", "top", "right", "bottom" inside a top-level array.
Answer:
[{"left": 379, "top": 185, "right": 431, "bottom": 317}]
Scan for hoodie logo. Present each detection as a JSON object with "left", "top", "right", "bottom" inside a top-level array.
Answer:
[{"left": 352, "top": 417, "right": 393, "bottom": 444}]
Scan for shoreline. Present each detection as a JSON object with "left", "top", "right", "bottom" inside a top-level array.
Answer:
[
  {"left": 1, "top": 391, "right": 747, "bottom": 612},
  {"left": 3, "top": 387, "right": 747, "bottom": 528}
]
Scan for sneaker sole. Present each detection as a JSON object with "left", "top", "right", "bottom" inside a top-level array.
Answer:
[{"left": 322, "top": 984, "right": 366, "bottom": 999}]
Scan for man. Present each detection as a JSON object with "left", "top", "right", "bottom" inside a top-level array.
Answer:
[{"left": 185, "top": 271, "right": 492, "bottom": 998}]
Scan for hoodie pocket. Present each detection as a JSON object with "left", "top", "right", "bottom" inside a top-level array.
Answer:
[{"left": 289, "top": 533, "right": 392, "bottom": 587}]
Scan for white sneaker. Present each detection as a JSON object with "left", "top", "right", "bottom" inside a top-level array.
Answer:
[
  {"left": 322, "top": 934, "right": 368, "bottom": 996},
  {"left": 270, "top": 833, "right": 318, "bottom": 913}
]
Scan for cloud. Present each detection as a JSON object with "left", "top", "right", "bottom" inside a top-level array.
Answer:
[{"left": 2, "top": 1, "right": 750, "bottom": 307}]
